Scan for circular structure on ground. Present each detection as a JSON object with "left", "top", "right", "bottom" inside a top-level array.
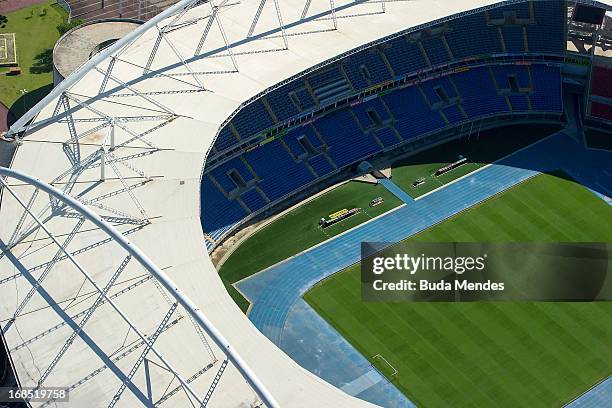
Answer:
[{"left": 52, "top": 19, "right": 142, "bottom": 84}]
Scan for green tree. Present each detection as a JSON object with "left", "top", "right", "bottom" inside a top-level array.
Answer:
[{"left": 57, "top": 19, "right": 84, "bottom": 36}]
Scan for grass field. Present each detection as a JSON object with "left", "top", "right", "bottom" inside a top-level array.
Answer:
[
  {"left": 391, "top": 124, "right": 560, "bottom": 198},
  {"left": 305, "top": 172, "right": 612, "bottom": 408},
  {"left": 220, "top": 181, "right": 402, "bottom": 311},
  {"left": 0, "top": 1, "right": 67, "bottom": 118}
]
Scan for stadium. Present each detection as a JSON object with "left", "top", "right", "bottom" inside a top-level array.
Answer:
[{"left": 0, "top": 0, "right": 611, "bottom": 407}]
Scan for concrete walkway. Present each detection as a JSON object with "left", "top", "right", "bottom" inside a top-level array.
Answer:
[{"left": 378, "top": 178, "right": 414, "bottom": 204}]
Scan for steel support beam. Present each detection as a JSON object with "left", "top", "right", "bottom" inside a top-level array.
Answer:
[{"left": 0, "top": 166, "right": 280, "bottom": 408}]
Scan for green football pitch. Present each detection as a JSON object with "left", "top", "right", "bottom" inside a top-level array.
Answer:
[{"left": 304, "top": 172, "right": 612, "bottom": 408}]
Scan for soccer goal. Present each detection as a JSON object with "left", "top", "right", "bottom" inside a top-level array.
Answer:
[{"left": 371, "top": 354, "right": 398, "bottom": 382}]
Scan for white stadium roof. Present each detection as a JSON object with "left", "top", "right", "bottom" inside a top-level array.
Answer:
[{"left": 1, "top": 0, "right": 611, "bottom": 407}]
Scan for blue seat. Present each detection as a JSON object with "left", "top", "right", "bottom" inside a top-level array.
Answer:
[
  {"left": 200, "top": 176, "right": 247, "bottom": 240},
  {"left": 245, "top": 140, "right": 315, "bottom": 202},
  {"left": 315, "top": 110, "right": 381, "bottom": 167},
  {"left": 240, "top": 189, "right": 268, "bottom": 213},
  {"left": 383, "top": 37, "right": 427, "bottom": 76},
  {"left": 209, "top": 157, "right": 254, "bottom": 193}
]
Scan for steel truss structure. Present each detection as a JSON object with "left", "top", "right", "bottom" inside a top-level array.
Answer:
[
  {"left": 0, "top": 167, "right": 276, "bottom": 407},
  {"left": 1, "top": 0, "right": 611, "bottom": 407}
]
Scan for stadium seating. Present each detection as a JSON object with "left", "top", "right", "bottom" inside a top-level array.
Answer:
[
  {"left": 209, "top": 157, "right": 254, "bottom": 193},
  {"left": 314, "top": 110, "right": 381, "bottom": 167},
  {"left": 452, "top": 67, "right": 509, "bottom": 117},
  {"left": 201, "top": 0, "right": 570, "bottom": 247},
  {"left": 240, "top": 189, "right": 268, "bottom": 213},
  {"left": 244, "top": 140, "right": 315, "bottom": 202},
  {"left": 419, "top": 76, "right": 458, "bottom": 106},
  {"left": 268, "top": 80, "right": 314, "bottom": 121},
  {"left": 525, "top": 1, "right": 565, "bottom": 54},
  {"left": 382, "top": 37, "right": 428, "bottom": 76},
  {"left": 445, "top": 13, "right": 502, "bottom": 59},
  {"left": 530, "top": 65, "right": 562, "bottom": 112},
  {"left": 308, "top": 154, "right": 335, "bottom": 177},
  {"left": 214, "top": 126, "right": 239, "bottom": 152},
  {"left": 375, "top": 127, "right": 401, "bottom": 148},
  {"left": 421, "top": 36, "right": 451, "bottom": 66},
  {"left": 493, "top": 65, "right": 530, "bottom": 90},
  {"left": 591, "top": 102, "right": 612, "bottom": 122},
  {"left": 383, "top": 86, "right": 446, "bottom": 139},
  {"left": 488, "top": 2, "right": 530, "bottom": 20},
  {"left": 201, "top": 176, "right": 247, "bottom": 241},
  {"left": 501, "top": 26, "right": 526, "bottom": 53},
  {"left": 231, "top": 99, "right": 274, "bottom": 139},
  {"left": 352, "top": 97, "right": 390, "bottom": 128},
  {"left": 508, "top": 95, "right": 530, "bottom": 111},
  {"left": 344, "top": 49, "right": 392, "bottom": 87},
  {"left": 442, "top": 105, "right": 466, "bottom": 123},
  {"left": 591, "top": 67, "right": 612, "bottom": 99},
  {"left": 283, "top": 125, "right": 323, "bottom": 158}
]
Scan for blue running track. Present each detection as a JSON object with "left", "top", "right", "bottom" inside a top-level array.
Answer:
[
  {"left": 566, "top": 376, "right": 612, "bottom": 408},
  {"left": 236, "top": 132, "right": 612, "bottom": 407}
]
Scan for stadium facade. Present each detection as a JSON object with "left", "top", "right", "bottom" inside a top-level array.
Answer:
[{"left": 0, "top": 0, "right": 611, "bottom": 407}]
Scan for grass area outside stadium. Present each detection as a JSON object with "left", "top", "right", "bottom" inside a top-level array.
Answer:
[
  {"left": 0, "top": 0, "right": 67, "bottom": 119},
  {"left": 304, "top": 172, "right": 612, "bottom": 408}
]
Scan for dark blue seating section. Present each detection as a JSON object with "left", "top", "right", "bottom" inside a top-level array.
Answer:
[
  {"left": 421, "top": 36, "right": 450, "bottom": 66},
  {"left": 442, "top": 105, "right": 465, "bottom": 123},
  {"left": 352, "top": 97, "right": 389, "bottom": 128},
  {"left": 453, "top": 66, "right": 510, "bottom": 117},
  {"left": 508, "top": 95, "right": 530, "bottom": 111},
  {"left": 232, "top": 100, "right": 273, "bottom": 139},
  {"left": 240, "top": 189, "right": 267, "bottom": 213},
  {"left": 209, "top": 157, "right": 254, "bottom": 192},
  {"left": 383, "top": 38, "right": 427, "bottom": 75},
  {"left": 294, "top": 88, "right": 316, "bottom": 110},
  {"left": 244, "top": 140, "right": 315, "bottom": 202},
  {"left": 526, "top": 0, "right": 565, "bottom": 54},
  {"left": 315, "top": 110, "right": 381, "bottom": 167},
  {"left": 308, "top": 154, "right": 335, "bottom": 177},
  {"left": 343, "top": 49, "right": 391, "bottom": 88},
  {"left": 201, "top": 176, "right": 247, "bottom": 240},
  {"left": 384, "top": 86, "right": 446, "bottom": 140},
  {"left": 489, "top": 2, "right": 530, "bottom": 20},
  {"left": 445, "top": 13, "right": 502, "bottom": 59},
  {"left": 213, "top": 1, "right": 566, "bottom": 154},
  {"left": 308, "top": 66, "right": 344, "bottom": 89},
  {"left": 420, "top": 76, "right": 458, "bottom": 105},
  {"left": 214, "top": 126, "right": 238, "bottom": 152},
  {"left": 375, "top": 127, "right": 400, "bottom": 148},
  {"left": 494, "top": 65, "right": 530, "bottom": 89},
  {"left": 283, "top": 125, "right": 322, "bottom": 157},
  {"left": 266, "top": 81, "right": 302, "bottom": 121},
  {"left": 530, "top": 65, "right": 562, "bottom": 112},
  {"left": 502, "top": 26, "right": 525, "bottom": 53}
]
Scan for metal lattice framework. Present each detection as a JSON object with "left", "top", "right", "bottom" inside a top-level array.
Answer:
[{"left": 0, "top": 167, "right": 276, "bottom": 407}]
